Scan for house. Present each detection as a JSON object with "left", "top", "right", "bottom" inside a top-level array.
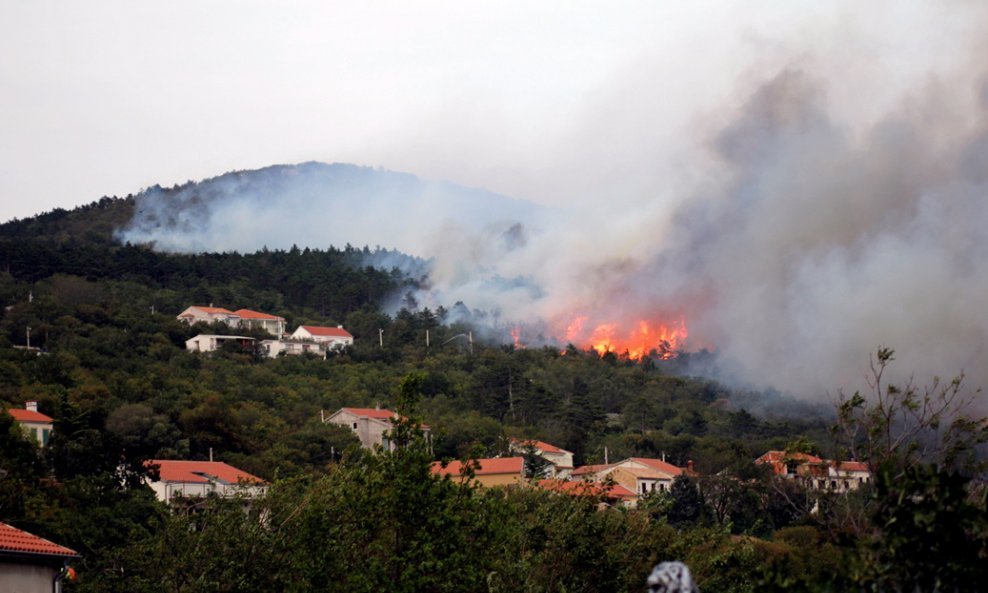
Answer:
[
  {"left": 755, "top": 450, "right": 872, "bottom": 492},
  {"left": 322, "top": 407, "right": 430, "bottom": 451},
  {"left": 145, "top": 459, "right": 267, "bottom": 504},
  {"left": 509, "top": 438, "right": 575, "bottom": 477},
  {"left": 0, "top": 521, "right": 79, "bottom": 593},
  {"left": 260, "top": 338, "right": 328, "bottom": 359},
  {"left": 177, "top": 305, "right": 240, "bottom": 326},
  {"left": 233, "top": 309, "right": 286, "bottom": 337},
  {"left": 431, "top": 457, "right": 525, "bottom": 488},
  {"left": 7, "top": 401, "right": 53, "bottom": 446},
  {"left": 291, "top": 325, "right": 354, "bottom": 350},
  {"left": 580, "top": 457, "right": 694, "bottom": 498},
  {"left": 185, "top": 334, "right": 256, "bottom": 353},
  {"left": 536, "top": 479, "right": 637, "bottom": 507},
  {"left": 177, "top": 306, "right": 285, "bottom": 337}
]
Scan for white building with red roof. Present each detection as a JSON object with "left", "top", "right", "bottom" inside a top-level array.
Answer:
[
  {"left": 578, "top": 457, "right": 695, "bottom": 500},
  {"left": 754, "top": 450, "right": 872, "bottom": 492},
  {"left": 233, "top": 309, "right": 286, "bottom": 336},
  {"left": 536, "top": 479, "right": 637, "bottom": 507},
  {"left": 145, "top": 460, "right": 267, "bottom": 504},
  {"left": 0, "top": 521, "right": 79, "bottom": 593},
  {"left": 431, "top": 457, "right": 525, "bottom": 487},
  {"left": 290, "top": 325, "right": 354, "bottom": 350},
  {"left": 177, "top": 305, "right": 286, "bottom": 337},
  {"left": 7, "top": 401, "right": 53, "bottom": 446},
  {"left": 177, "top": 305, "right": 240, "bottom": 326},
  {"left": 509, "top": 438, "right": 575, "bottom": 477},
  {"left": 323, "top": 407, "right": 429, "bottom": 451}
]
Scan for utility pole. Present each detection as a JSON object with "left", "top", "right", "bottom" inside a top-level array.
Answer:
[
  {"left": 26, "top": 326, "right": 31, "bottom": 349},
  {"left": 426, "top": 329, "right": 430, "bottom": 348},
  {"left": 379, "top": 328, "right": 384, "bottom": 348}
]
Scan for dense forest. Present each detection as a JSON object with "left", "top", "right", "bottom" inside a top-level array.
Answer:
[{"left": 1, "top": 199, "right": 985, "bottom": 592}]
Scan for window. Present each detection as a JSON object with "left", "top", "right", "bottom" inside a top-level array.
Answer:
[
  {"left": 42, "top": 429, "right": 50, "bottom": 446},
  {"left": 30, "top": 427, "right": 38, "bottom": 441},
  {"left": 352, "top": 422, "right": 358, "bottom": 430}
]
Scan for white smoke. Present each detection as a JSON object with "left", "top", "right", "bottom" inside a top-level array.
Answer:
[{"left": 116, "top": 9, "right": 988, "bottom": 405}]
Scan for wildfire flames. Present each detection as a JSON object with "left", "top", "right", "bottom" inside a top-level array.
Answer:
[
  {"left": 576, "top": 316, "right": 688, "bottom": 360},
  {"left": 513, "top": 315, "right": 689, "bottom": 360}
]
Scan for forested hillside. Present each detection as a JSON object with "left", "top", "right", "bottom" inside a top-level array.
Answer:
[{"left": 1, "top": 201, "right": 985, "bottom": 592}]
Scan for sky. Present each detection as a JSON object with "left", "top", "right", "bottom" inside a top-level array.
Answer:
[
  {"left": 4, "top": 2, "right": 988, "bottom": 402},
  {"left": 2, "top": 2, "right": 979, "bottom": 219}
]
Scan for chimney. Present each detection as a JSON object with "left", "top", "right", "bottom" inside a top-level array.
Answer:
[
  {"left": 337, "top": 324, "right": 343, "bottom": 329},
  {"left": 26, "top": 401, "right": 38, "bottom": 412},
  {"left": 687, "top": 460, "right": 695, "bottom": 473}
]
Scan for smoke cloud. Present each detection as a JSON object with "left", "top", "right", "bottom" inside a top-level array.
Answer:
[{"left": 118, "top": 14, "right": 988, "bottom": 405}]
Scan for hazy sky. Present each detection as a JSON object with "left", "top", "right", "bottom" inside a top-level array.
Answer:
[{"left": 2, "top": 2, "right": 981, "bottom": 221}]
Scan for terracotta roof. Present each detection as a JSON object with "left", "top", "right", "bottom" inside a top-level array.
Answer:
[
  {"left": 181, "top": 306, "right": 236, "bottom": 316},
  {"left": 299, "top": 325, "right": 353, "bottom": 338},
  {"left": 147, "top": 460, "right": 265, "bottom": 485},
  {"left": 536, "top": 479, "right": 636, "bottom": 500},
  {"left": 512, "top": 438, "right": 572, "bottom": 455},
  {"left": 0, "top": 522, "right": 78, "bottom": 558},
  {"left": 755, "top": 450, "right": 824, "bottom": 465},
  {"left": 431, "top": 457, "right": 525, "bottom": 477},
  {"left": 234, "top": 309, "right": 284, "bottom": 321},
  {"left": 627, "top": 457, "right": 688, "bottom": 476},
  {"left": 571, "top": 464, "right": 613, "bottom": 476},
  {"left": 835, "top": 461, "right": 870, "bottom": 472},
  {"left": 341, "top": 407, "right": 397, "bottom": 421},
  {"left": 8, "top": 408, "right": 53, "bottom": 423}
]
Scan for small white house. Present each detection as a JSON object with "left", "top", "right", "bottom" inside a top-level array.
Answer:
[
  {"left": 291, "top": 326, "right": 354, "bottom": 350},
  {"left": 260, "top": 339, "right": 327, "bottom": 359},
  {"left": 232, "top": 309, "right": 286, "bottom": 337},
  {"left": 185, "top": 334, "right": 255, "bottom": 353},
  {"left": 0, "top": 522, "right": 79, "bottom": 593},
  {"left": 145, "top": 460, "right": 267, "bottom": 504},
  {"left": 177, "top": 306, "right": 240, "bottom": 326},
  {"left": 7, "top": 402, "right": 53, "bottom": 446},
  {"left": 509, "top": 439, "right": 575, "bottom": 477},
  {"left": 323, "top": 407, "right": 429, "bottom": 451}
]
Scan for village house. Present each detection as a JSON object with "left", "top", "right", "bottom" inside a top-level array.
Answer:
[
  {"left": 755, "top": 450, "right": 872, "bottom": 493},
  {"left": 509, "top": 438, "right": 575, "bottom": 477},
  {"left": 291, "top": 325, "right": 354, "bottom": 350},
  {"left": 233, "top": 309, "right": 286, "bottom": 336},
  {"left": 7, "top": 401, "right": 53, "bottom": 446},
  {"left": 431, "top": 457, "right": 525, "bottom": 488},
  {"left": 177, "top": 305, "right": 241, "bottom": 326},
  {"left": 177, "top": 305, "right": 285, "bottom": 337},
  {"left": 260, "top": 338, "right": 329, "bottom": 359},
  {"left": 573, "top": 457, "right": 695, "bottom": 500},
  {"left": 185, "top": 334, "right": 255, "bottom": 353},
  {"left": 536, "top": 479, "right": 637, "bottom": 508},
  {"left": 145, "top": 459, "right": 267, "bottom": 504},
  {"left": 322, "top": 407, "right": 430, "bottom": 451},
  {"left": 0, "top": 521, "right": 79, "bottom": 593}
]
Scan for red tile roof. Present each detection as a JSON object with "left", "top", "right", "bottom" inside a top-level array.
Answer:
[
  {"left": 300, "top": 325, "right": 353, "bottom": 338},
  {"left": 431, "top": 457, "right": 525, "bottom": 477},
  {"left": 536, "top": 479, "right": 636, "bottom": 500},
  {"left": 571, "top": 464, "right": 613, "bottom": 477},
  {"left": 181, "top": 306, "right": 235, "bottom": 316},
  {"left": 836, "top": 461, "right": 870, "bottom": 472},
  {"left": 8, "top": 408, "right": 53, "bottom": 423},
  {"left": 628, "top": 457, "right": 688, "bottom": 476},
  {"left": 147, "top": 460, "right": 265, "bottom": 485},
  {"left": 0, "top": 522, "right": 78, "bottom": 558},
  {"left": 234, "top": 309, "right": 284, "bottom": 321},
  {"left": 342, "top": 407, "right": 397, "bottom": 421},
  {"left": 755, "top": 450, "right": 826, "bottom": 476},
  {"left": 512, "top": 438, "right": 571, "bottom": 455}
]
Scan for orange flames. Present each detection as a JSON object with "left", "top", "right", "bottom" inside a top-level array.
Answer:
[{"left": 566, "top": 315, "right": 688, "bottom": 360}]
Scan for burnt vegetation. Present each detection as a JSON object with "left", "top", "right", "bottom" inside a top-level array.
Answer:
[{"left": 0, "top": 200, "right": 985, "bottom": 592}]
